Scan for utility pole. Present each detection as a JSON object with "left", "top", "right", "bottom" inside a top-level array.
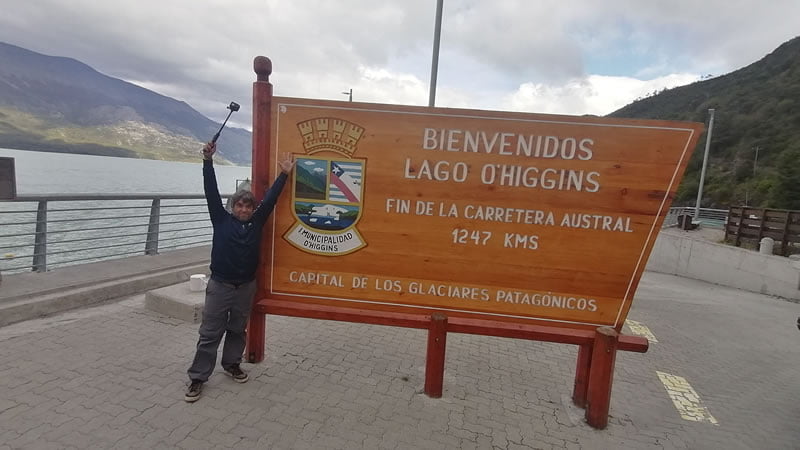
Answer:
[
  {"left": 746, "top": 146, "right": 761, "bottom": 206},
  {"left": 428, "top": 0, "right": 444, "bottom": 107},
  {"left": 694, "top": 108, "right": 715, "bottom": 219},
  {"left": 341, "top": 88, "right": 353, "bottom": 102},
  {"left": 753, "top": 146, "right": 760, "bottom": 175}
]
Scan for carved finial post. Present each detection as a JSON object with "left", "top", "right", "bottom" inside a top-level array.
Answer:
[
  {"left": 254, "top": 56, "right": 272, "bottom": 82},
  {"left": 246, "top": 55, "right": 274, "bottom": 364}
]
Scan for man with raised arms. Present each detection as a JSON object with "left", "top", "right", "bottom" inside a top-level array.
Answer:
[{"left": 185, "top": 142, "right": 294, "bottom": 403}]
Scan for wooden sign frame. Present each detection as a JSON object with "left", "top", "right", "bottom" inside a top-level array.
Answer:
[{"left": 245, "top": 57, "right": 699, "bottom": 428}]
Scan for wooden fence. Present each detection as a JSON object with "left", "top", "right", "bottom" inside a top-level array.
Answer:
[{"left": 725, "top": 207, "right": 800, "bottom": 256}]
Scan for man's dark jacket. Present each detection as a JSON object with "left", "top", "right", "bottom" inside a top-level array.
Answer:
[{"left": 203, "top": 159, "right": 287, "bottom": 284}]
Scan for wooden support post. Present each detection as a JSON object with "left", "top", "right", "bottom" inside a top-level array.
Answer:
[
  {"left": 424, "top": 313, "right": 448, "bottom": 398},
  {"left": 735, "top": 207, "right": 745, "bottom": 247},
  {"left": 724, "top": 207, "right": 733, "bottom": 242},
  {"left": 572, "top": 344, "right": 592, "bottom": 408},
  {"left": 757, "top": 208, "right": 767, "bottom": 242},
  {"left": 586, "top": 326, "right": 619, "bottom": 429},
  {"left": 246, "top": 311, "right": 266, "bottom": 363},
  {"left": 780, "top": 211, "right": 791, "bottom": 256},
  {"left": 245, "top": 55, "right": 274, "bottom": 363}
]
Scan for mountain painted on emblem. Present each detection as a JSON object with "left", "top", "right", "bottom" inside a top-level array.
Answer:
[{"left": 295, "top": 159, "right": 327, "bottom": 200}]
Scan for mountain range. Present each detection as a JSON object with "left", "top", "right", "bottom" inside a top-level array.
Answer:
[
  {"left": 609, "top": 36, "right": 800, "bottom": 210},
  {"left": 1, "top": 37, "right": 798, "bottom": 209},
  {"left": 0, "top": 42, "right": 251, "bottom": 164}
]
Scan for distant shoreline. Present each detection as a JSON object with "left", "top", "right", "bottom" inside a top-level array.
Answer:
[{"left": 0, "top": 146, "right": 247, "bottom": 166}]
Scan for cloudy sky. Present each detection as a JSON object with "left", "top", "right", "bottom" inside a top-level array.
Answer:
[{"left": 1, "top": 0, "right": 798, "bottom": 129}]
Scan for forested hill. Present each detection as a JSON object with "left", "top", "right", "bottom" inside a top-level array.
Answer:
[
  {"left": 0, "top": 42, "right": 252, "bottom": 164},
  {"left": 609, "top": 36, "right": 800, "bottom": 210}
]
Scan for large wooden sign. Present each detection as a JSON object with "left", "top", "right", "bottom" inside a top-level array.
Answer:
[{"left": 265, "top": 97, "right": 702, "bottom": 330}]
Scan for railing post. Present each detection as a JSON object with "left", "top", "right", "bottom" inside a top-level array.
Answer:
[
  {"left": 145, "top": 198, "right": 160, "bottom": 255},
  {"left": 32, "top": 200, "right": 47, "bottom": 272}
]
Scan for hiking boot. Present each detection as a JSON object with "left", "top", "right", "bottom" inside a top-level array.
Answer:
[
  {"left": 223, "top": 364, "right": 249, "bottom": 383},
  {"left": 185, "top": 380, "right": 203, "bottom": 402}
]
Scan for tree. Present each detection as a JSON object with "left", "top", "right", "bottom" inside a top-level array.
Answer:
[{"left": 768, "top": 146, "right": 800, "bottom": 209}]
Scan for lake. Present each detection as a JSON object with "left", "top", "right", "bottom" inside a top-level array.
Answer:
[
  {"left": 0, "top": 148, "right": 254, "bottom": 273},
  {"left": 0, "top": 148, "right": 253, "bottom": 195}
]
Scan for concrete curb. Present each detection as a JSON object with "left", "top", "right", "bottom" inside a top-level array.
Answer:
[
  {"left": 0, "top": 263, "right": 208, "bottom": 327},
  {"left": 145, "top": 283, "right": 206, "bottom": 324}
]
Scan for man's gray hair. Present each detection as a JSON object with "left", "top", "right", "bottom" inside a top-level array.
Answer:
[{"left": 231, "top": 190, "right": 255, "bottom": 207}]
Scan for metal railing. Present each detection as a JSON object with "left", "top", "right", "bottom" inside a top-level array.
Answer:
[
  {"left": 663, "top": 206, "right": 728, "bottom": 229},
  {"left": 0, "top": 193, "right": 230, "bottom": 274},
  {"left": 0, "top": 196, "right": 726, "bottom": 274}
]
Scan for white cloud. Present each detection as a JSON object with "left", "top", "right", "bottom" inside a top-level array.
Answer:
[
  {"left": 503, "top": 73, "right": 701, "bottom": 116},
  {"left": 0, "top": 0, "right": 797, "bottom": 125}
]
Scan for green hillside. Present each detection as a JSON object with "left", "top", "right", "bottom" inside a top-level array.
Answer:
[
  {"left": 609, "top": 36, "right": 800, "bottom": 210},
  {"left": 0, "top": 106, "right": 216, "bottom": 162}
]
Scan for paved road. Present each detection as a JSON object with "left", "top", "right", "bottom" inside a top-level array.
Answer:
[{"left": 0, "top": 272, "right": 798, "bottom": 449}]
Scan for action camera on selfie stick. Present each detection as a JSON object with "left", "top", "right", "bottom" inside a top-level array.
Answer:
[{"left": 211, "top": 101, "right": 240, "bottom": 143}]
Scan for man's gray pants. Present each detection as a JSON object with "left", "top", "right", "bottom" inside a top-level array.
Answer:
[{"left": 187, "top": 278, "right": 257, "bottom": 382}]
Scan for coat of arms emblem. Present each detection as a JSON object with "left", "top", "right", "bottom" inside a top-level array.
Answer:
[{"left": 284, "top": 117, "right": 367, "bottom": 255}]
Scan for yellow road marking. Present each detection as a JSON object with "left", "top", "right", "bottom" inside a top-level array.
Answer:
[
  {"left": 656, "top": 371, "right": 718, "bottom": 425},
  {"left": 625, "top": 319, "right": 658, "bottom": 343}
]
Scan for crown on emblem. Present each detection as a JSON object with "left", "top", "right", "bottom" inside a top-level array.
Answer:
[{"left": 297, "top": 118, "right": 364, "bottom": 156}]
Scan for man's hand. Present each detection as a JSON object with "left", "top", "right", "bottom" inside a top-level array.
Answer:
[
  {"left": 202, "top": 142, "right": 216, "bottom": 160},
  {"left": 278, "top": 153, "right": 296, "bottom": 174}
]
